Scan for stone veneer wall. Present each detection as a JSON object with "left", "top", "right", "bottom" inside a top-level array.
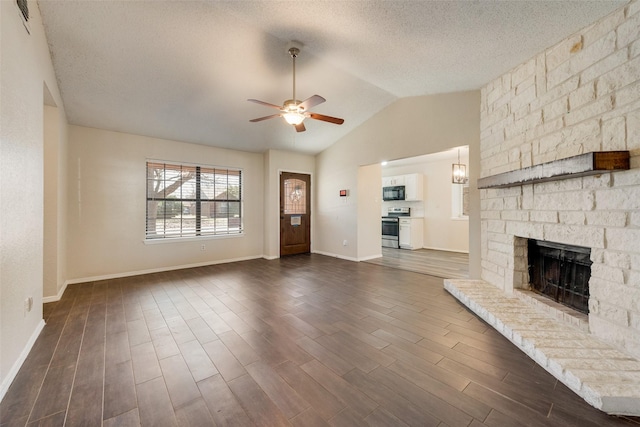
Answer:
[{"left": 480, "top": 1, "right": 640, "bottom": 359}]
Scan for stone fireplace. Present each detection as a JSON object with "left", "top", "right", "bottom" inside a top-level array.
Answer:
[
  {"left": 476, "top": 0, "right": 640, "bottom": 360},
  {"left": 446, "top": 151, "right": 640, "bottom": 414},
  {"left": 446, "top": 1, "right": 640, "bottom": 414},
  {"left": 478, "top": 165, "right": 639, "bottom": 357}
]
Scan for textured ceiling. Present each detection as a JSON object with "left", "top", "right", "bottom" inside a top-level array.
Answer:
[{"left": 38, "top": 1, "right": 626, "bottom": 155}]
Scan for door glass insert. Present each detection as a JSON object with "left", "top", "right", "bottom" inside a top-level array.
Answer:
[{"left": 284, "top": 178, "right": 306, "bottom": 214}]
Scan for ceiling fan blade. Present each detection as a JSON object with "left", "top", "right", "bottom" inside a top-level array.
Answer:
[
  {"left": 294, "top": 122, "right": 306, "bottom": 132},
  {"left": 247, "top": 99, "right": 283, "bottom": 110},
  {"left": 298, "top": 95, "right": 326, "bottom": 111},
  {"left": 249, "top": 114, "right": 281, "bottom": 122},
  {"left": 308, "top": 113, "right": 344, "bottom": 125}
]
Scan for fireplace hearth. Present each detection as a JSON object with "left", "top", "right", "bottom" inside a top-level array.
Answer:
[{"left": 528, "top": 239, "right": 592, "bottom": 314}]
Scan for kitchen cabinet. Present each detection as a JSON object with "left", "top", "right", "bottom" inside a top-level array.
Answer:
[
  {"left": 382, "top": 173, "right": 423, "bottom": 201},
  {"left": 404, "top": 173, "right": 423, "bottom": 201},
  {"left": 399, "top": 218, "right": 423, "bottom": 250},
  {"left": 399, "top": 221, "right": 411, "bottom": 247},
  {"left": 382, "top": 175, "right": 405, "bottom": 186}
]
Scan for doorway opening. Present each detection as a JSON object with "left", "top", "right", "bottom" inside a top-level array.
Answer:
[{"left": 373, "top": 147, "right": 469, "bottom": 277}]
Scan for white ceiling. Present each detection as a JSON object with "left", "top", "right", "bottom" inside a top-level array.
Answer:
[{"left": 38, "top": 1, "right": 626, "bottom": 155}]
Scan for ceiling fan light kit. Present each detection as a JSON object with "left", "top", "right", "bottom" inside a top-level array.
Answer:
[
  {"left": 283, "top": 112, "right": 304, "bottom": 126},
  {"left": 248, "top": 44, "right": 344, "bottom": 132}
]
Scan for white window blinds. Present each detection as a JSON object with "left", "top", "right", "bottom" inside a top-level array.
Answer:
[{"left": 146, "top": 161, "right": 242, "bottom": 239}]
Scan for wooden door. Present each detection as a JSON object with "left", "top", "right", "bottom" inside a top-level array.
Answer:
[{"left": 280, "top": 172, "right": 311, "bottom": 256}]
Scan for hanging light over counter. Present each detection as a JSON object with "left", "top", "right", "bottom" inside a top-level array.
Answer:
[{"left": 452, "top": 149, "right": 467, "bottom": 184}]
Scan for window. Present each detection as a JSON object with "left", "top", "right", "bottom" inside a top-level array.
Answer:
[
  {"left": 451, "top": 183, "right": 469, "bottom": 219},
  {"left": 146, "top": 161, "right": 242, "bottom": 239}
]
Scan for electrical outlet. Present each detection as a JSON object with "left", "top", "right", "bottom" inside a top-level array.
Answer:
[
  {"left": 24, "top": 296, "right": 33, "bottom": 316},
  {"left": 343, "top": 240, "right": 348, "bottom": 246},
  {"left": 201, "top": 244, "right": 206, "bottom": 251}
]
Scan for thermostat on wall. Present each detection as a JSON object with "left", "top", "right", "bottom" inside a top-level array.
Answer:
[{"left": 339, "top": 189, "right": 348, "bottom": 197}]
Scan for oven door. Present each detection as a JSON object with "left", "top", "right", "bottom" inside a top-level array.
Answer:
[{"left": 382, "top": 217, "right": 399, "bottom": 248}]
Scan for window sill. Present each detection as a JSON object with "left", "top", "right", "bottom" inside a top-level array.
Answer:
[{"left": 144, "top": 233, "right": 244, "bottom": 245}]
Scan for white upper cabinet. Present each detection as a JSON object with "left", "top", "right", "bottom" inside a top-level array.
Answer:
[
  {"left": 382, "top": 175, "right": 405, "bottom": 187},
  {"left": 404, "top": 173, "right": 423, "bottom": 201}
]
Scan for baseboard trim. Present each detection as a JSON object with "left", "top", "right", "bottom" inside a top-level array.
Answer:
[
  {"left": 312, "top": 250, "right": 359, "bottom": 262},
  {"left": 0, "top": 319, "right": 45, "bottom": 402},
  {"left": 45, "top": 251, "right": 356, "bottom": 304},
  {"left": 358, "top": 254, "right": 383, "bottom": 262},
  {"left": 422, "top": 246, "right": 469, "bottom": 254},
  {"left": 43, "top": 282, "right": 68, "bottom": 304},
  {"left": 62, "top": 255, "right": 266, "bottom": 288}
]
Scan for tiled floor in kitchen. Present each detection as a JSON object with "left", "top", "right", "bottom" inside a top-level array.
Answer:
[{"left": 365, "top": 248, "right": 469, "bottom": 279}]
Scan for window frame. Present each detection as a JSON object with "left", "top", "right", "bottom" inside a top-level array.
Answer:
[
  {"left": 145, "top": 160, "right": 243, "bottom": 242},
  {"left": 451, "top": 182, "right": 469, "bottom": 220}
]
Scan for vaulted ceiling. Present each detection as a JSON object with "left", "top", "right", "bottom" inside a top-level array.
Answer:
[{"left": 38, "top": 1, "right": 626, "bottom": 154}]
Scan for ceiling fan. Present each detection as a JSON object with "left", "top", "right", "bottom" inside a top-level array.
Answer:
[{"left": 248, "top": 45, "right": 344, "bottom": 132}]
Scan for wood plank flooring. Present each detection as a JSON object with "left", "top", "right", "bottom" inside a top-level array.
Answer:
[
  {"left": 364, "top": 248, "right": 469, "bottom": 279},
  {"left": 2, "top": 254, "right": 639, "bottom": 426}
]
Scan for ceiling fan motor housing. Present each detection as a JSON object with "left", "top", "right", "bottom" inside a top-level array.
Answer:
[{"left": 284, "top": 99, "right": 302, "bottom": 110}]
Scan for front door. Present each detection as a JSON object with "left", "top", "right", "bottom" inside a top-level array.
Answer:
[{"left": 280, "top": 172, "right": 311, "bottom": 256}]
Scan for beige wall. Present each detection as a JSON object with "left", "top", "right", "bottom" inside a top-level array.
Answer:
[
  {"left": 263, "top": 150, "right": 316, "bottom": 259},
  {"left": 65, "top": 138, "right": 315, "bottom": 279},
  {"left": 357, "top": 164, "right": 383, "bottom": 260},
  {"left": 66, "top": 126, "right": 265, "bottom": 282},
  {"left": 0, "top": 1, "right": 68, "bottom": 398},
  {"left": 43, "top": 103, "right": 69, "bottom": 301},
  {"left": 315, "top": 91, "right": 481, "bottom": 266}
]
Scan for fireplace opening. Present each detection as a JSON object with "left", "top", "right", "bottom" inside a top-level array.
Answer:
[{"left": 527, "top": 239, "right": 592, "bottom": 314}]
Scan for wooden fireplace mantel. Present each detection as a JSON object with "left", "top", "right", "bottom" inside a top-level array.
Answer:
[{"left": 477, "top": 151, "right": 630, "bottom": 189}]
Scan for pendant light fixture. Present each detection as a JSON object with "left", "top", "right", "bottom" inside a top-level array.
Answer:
[{"left": 452, "top": 149, "right": 467, "bottom": 184}]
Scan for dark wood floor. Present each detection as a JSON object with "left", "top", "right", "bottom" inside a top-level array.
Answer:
[
  {"left": 2, "top": 254, "right": 638, "bottom": 426},
  {"left": 365, "top": 248, "right": 469, "bottom": 279}
]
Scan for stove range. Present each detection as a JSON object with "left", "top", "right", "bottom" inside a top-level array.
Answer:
[{"left": 382, "top": 207, "right": 410, "bottom": 248}]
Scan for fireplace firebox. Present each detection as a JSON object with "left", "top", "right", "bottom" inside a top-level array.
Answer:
[{"left": 527, "top": 240, "right": 592, "bottom": 314}]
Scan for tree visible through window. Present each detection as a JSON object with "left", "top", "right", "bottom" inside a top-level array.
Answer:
[{"left": 146, "top": 161, "right": 242, "bottom": 239}]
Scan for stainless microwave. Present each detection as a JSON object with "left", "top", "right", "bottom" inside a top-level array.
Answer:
[{"left": 382, "top": 185, "right": 405, "bottom": 201}]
